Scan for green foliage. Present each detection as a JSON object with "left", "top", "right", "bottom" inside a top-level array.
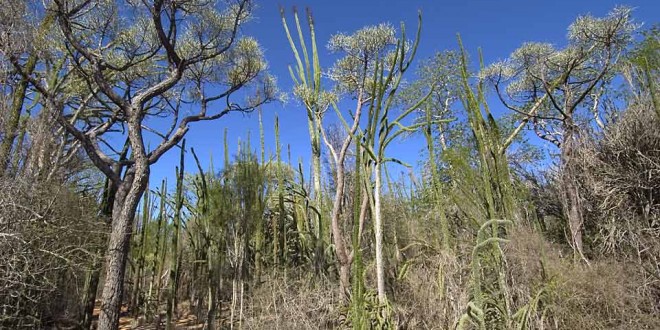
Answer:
[
  {"left": 327, "top": 23, "right": 398, "bottom": 94},
  {"left": 481, "top": 6, "right": 636, "bottom": 146},
  {"left": 627, "top": 24, "right": 660, "bottom": 116},
  {"left": 453, "top": 37, "right": 542, "bottom": 329},
  {"left": 281, "top": 9, "right": 329, "bottom": 271},
  {"left": 166, "top": 140, "right": 186, "bottom": 330},
  {"left": 459, "top": 219, "right": 512, "bottom": 329},
  {"left": 455, "top": 37, "right": 520, "bottom": 225}
]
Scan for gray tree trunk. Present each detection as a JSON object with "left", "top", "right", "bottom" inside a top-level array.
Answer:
[
  {"left": 330, "top": 159, "right": 351, "bottom": 296},
  {"left": 81, "top": 144, "right": 127, "bottom": 329},
  {"left": 561, "top": 123, "right": 586, "bottom": 262},
  {"left": 97, "top": 164, "right": 149, "bottom": 330}
]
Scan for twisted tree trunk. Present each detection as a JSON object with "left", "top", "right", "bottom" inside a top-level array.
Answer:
[
  {"left": 98, "top": 117, "right": 152, "bottom": 330},
  {"left": 98, "top": 167, "right": 149, "bottom": 330},
  {"left": 561, "top": 123, "right": 587, "bottom": 262}
]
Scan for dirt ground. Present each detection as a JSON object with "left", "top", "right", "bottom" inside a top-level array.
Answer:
[{"left": 91, "top": 301, "right": 206, "bottom": 330}]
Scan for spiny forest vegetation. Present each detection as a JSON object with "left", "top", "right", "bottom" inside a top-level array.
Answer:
[{"left": 0, "top": 1, "right": 658, "bottom": 329}]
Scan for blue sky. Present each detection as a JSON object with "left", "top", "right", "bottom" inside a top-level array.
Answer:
[{"left": 148, "top": 0, "right": 659, "bottom": 188}]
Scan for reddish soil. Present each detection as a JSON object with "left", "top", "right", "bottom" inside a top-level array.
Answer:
[{"left": 91, "top": 301, "right": 205, "bottom": 330}]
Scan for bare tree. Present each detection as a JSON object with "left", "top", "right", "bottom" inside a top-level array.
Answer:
[{"left": 0, "top": 178, "right": 103, "bottom": 328}]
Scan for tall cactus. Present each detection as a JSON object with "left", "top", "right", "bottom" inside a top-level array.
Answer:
[
  {"left": 130, "top": 187, "right": 151, "bottom": 316},
  {"left": 273, "top": 116, "right": 284, "bottom": 265},
  {"left": 453, "top": 36, "right": 555, "bottom": 328},
  {"left": 424, "top": 104, "right": 452, "bottom": 250},
  {"left": 255, "top": 108, "right": 266, "bottom": 279},
  {"left": 350, "top": 132, "right": 368, "bottom": 329},
  {"left": 147, "top": 180, "right": 167, "bottom": 318},
  {"left": 166, "top": 140, "right": 186, "bottom": 330},
  {"left": 281, "top": 7, "right": 326, "bottom": 240},
  {"left": 281, "top": 9, "right": 330, "bottom": 272}
]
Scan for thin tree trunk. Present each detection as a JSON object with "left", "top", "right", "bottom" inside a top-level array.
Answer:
[
  {"left": 206, "top": 246, "right": 217, "bottom": 330},
  {"left": 325, "top": 96, "right": 365, "bottom": 297},
  {"left": 561, "top": 124, "right": 587, "bottom": 262},
  {"left": 331, "top": 158, "right": 352, "bottom": 296},
  {"left": 0, "top": 12, "right": 55, "bottom": 175},
  {"left": 311, "top": 135, "right": 326, "bottom": 273},
  {"left": 167, "top": 141, "right": 186, "bottom": 330},
  {"left": 10, "top": 116, "right": 28, "bottom": 176},
  {"left": 230, "top": 233, "right": 241, "bottom": 330},
  {"left": 82, "top": 141, "right": 128, "bottom": 329},
  {"left": 275, "top": 117, "right": 285, "bottom": 265},
  {"left": 310, "top": 121, "right": 325, "bottom": 260},
  {"left": 239, "top": 280, "right": 245, "bottom": 330},
  {"left": 81, "top": 260, "right": 102, "bottom": 329},
  {"left": 373, "top": 163, "right": 386, "bottom": 304}
]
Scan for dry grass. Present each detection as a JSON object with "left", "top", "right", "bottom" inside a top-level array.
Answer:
[
  {"left": 242, "top": 271, "right": 342, "bottom": 330},
  {"left": 114, "top": 225, "right": 658, "bottom": 330},
  {"left": 392, "top": 251, "right": 469, "bottom": 329},
  {"left": 505, "top": 226, "right": 660, "bottom": 329}
]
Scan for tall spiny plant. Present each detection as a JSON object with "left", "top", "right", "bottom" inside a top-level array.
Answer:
[
  {"left": 454, "top": 36, "right": 559, "bottom": 328},
  {"left": 424, "top": 104, "right": 452, "bottom": 250},
  {"left": 147, "top": 180, "right": 167, "bottom": 319},
  {"left": 190, "top": 147, "right": 220, "bottom": 329},
  {"left": 166, "top": 140, "right": 186, "bottom": 330},
  {"left": 256, "top": 108, "right": 266, "bottom": 278},
  {"left": 275, "top": 116, "right": 286, "bottom": 265},
  {"left": 458, "top": 219, "right": 512, "bottom": 330},
  {"left": 281, "top": 8, "right": 330, "bottom": 271},
  {"left": 226, "top": 140, "right": 265, "bottom": 329},
  {"left": 130, "top": 187, "right": 151, "bottom": 316},
  {"left": 357, "top": 13, "right": 442, "bottom": 308},
  {"left": 455, "top": 40, "right": 514, "bottom": 329},
  {"left": 350, "top": 132, "right": 369, "bottom": 329},
  {"left": 312, "top": 17, "right": 395, "bottom": 298},
  {"left": 286, "top": 161, "right": 318, "bottom": 265}
]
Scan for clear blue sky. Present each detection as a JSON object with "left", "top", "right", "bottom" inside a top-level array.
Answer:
[{"left": 148, "top": 0, "right": 659, "bottom": 188}]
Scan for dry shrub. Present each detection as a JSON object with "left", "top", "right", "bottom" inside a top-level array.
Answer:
[
  {"left": 549, "top": 262, "right": 660, "bottom": 329},
  {"left": 0, "top": 178, "right": 104, "bottom": 328},
  {"left": 242, "top": 270, "right": 342, "bottom": 329},
  {"left": 575, "top": 103, "right": 660, "bottom": 259},
  {"left": 240, "top": 225, "right": 657, "bottom": 330},
  {"left": 392, "top": 251, "right": 469, "bottom": 329},
  {"left": 505, "top": 226, "right": 660, "bottom": 329}
]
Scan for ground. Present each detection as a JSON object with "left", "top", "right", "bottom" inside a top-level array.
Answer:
[{"left": 90, "top": 301, "right": 209, "bottom": 330}]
